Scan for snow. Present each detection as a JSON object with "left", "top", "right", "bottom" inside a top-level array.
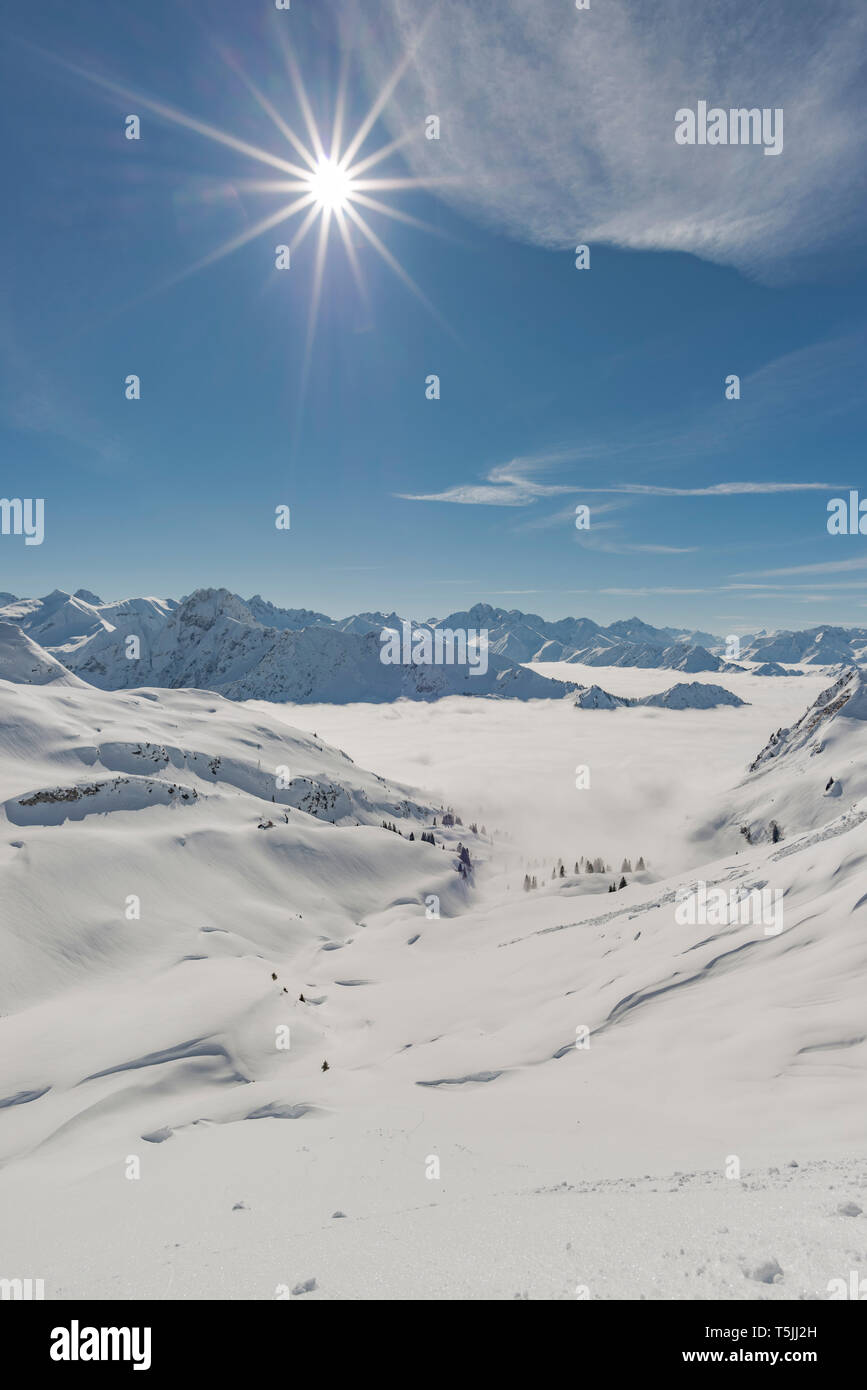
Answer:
[
  {"left": 0, "top": 631, "right": 865, "bottom": 1300},
  {"left": 573, "top": 680, "right": 747, "bottom": 710},
  {"left": 3, "top": 588, "right": 862, "bottom": 700},
  {"left": 640, "top": 681, "right": 746, "bottom": 709},
  {"left": 752, "top": 661, "right": 800, "bottom": 677},
  {"left": 745, "top": 626, "right": 867, "bottom": 666},
  {"left": 692, "top": 667, "right": 867, "bottom": 851},
  {"left": 37, "top": 589, "right": 568, "bottom": 702},
  {"left": 574, "top": 684, "right": 626, "bottom": 709},
  {"left": 0, "top": 621, "right": 86, "bottom": 687},
  {"left": 576, "top": 639, "right": 726, "bottom": 671}
]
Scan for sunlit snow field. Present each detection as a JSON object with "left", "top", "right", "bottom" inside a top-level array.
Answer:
[
  {"left": 2, "top": 662, "right": 866, "bottom": 1301},
  {"left": 265, "top": 664, "right": 830, "bottom": 874}
]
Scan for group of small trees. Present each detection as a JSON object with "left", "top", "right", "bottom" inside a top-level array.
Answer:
[
  {"left": 380, "top": 821, "right": 419, "bottom": 842},
  {"left": 523, "top": 854, "right": 647, "bottom": 891},
  {"left": 564, "top": 855, "right": 646, "bottom": 877}
]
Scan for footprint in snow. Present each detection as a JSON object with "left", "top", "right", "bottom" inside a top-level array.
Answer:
[{"left": 744, "top": 1258, "right": 783, "bottom": 1284}]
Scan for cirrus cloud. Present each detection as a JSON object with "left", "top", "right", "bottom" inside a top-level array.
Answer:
[{"left": 351, "top": 0, "right": 867, "bottom": 283}]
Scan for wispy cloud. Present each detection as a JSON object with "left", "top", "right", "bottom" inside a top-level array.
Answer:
[
  {"left": 583, "top": 482, "right": 836, "bottom": 497},
  {"left": 579, "top": 541, "right": 698, "bottom": 555},
  {"left": 573, "top": 586, "right": 714, "bottom": 596},
  {"left": 735, "top": 555, "right": 867, "bottom": 578},
  {"left": 355, "top": 0, "right": 867, "bottom": 282},
  {"left": 397, "top": 452, "right": 582, "bottom": 506},
  {"left": 400, "top": 453, "right": 835, "bottom": 511},
  {"left": 515, "top": 499, "right": 627, "bottom": 532}
]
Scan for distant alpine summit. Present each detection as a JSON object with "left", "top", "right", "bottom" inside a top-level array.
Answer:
[{"left": 0, "top": 587, "right": 863, "bottom": 704}]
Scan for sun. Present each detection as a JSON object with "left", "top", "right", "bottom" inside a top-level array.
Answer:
[
  {"left": 306, "top": 157, "right": 354, "bottom": 213},
  {"left": 57, "top": 24, "right": 456, "bottom": 405}
]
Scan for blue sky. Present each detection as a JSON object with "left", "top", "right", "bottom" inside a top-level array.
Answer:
[{"left": 2, "top": 0, "right": 866, "bottom": 634}]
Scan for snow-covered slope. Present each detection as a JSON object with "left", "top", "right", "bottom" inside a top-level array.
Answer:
[
  {"left": 574, "top": 684, "right": 628, "bottom": 709},
  {"left": 640, "top": 681, "right": 746, "bottom": 710},
  {"left": 334, "top": 610, "right": 409, "bottom": 636},
  {"left": 574, "top": 639, "right": 725, "bottom": 671},
  {"left": 0, "top": 621, "right": 86, "bottom": 686},
  {"left": 0, "top": 589, "right": 109, "bottom": 646},
  {"left": 603, "top": 616, "right": 677, "bottom": 646},
  {"left": 693, "top": 668, "right": 867, "bottom": 850},
  {"left": 752, "top": 661, "right": 801, "bottom": 677},
  {"left": 245, "top": 596, "right": 334, "bottom": 631},
  {"left": 1, "top": 672, "right": 865, "bottom": 1299},
  {"left": 0, "top": 677, "right": 479, "bottom": 1009},
  {"left": 0, "top": 589, "right": 175, "bottom": 651}
]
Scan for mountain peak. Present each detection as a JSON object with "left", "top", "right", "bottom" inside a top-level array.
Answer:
[{"left": 176, "top": 588, "right": 256, "bottom": 628}]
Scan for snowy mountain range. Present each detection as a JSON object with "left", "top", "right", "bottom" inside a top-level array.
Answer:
[
  {"left": 0, "top": 590, "right": 565, "bottom": 703},
  {"left": 1, "top": 588, "right": 863, "bottom": 706}
]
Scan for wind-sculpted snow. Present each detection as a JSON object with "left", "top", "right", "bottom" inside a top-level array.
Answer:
[{"left": 0, "top": 667, "right": 865, "bottom": 1298}]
